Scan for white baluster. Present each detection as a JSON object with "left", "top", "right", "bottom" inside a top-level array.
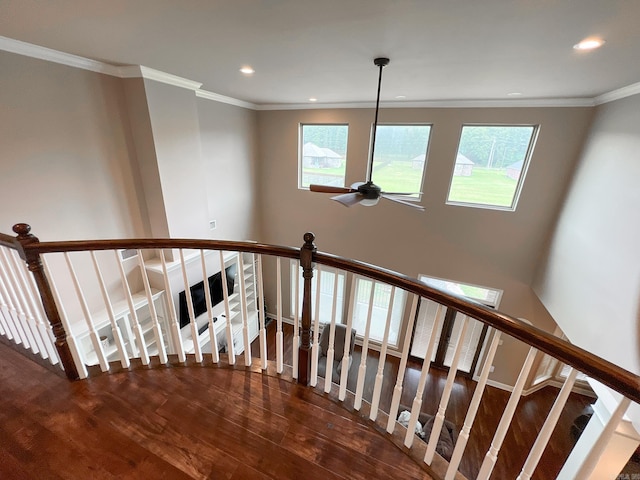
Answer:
[
  {"left": 445, "top": 330, "right": 502, "bottom": 480},
  {"left": 237, "top": 253, "right": 251, "bottom": 366},
  {"left": 354, "top": 279, "right": 377, "bottom": 410},
  {"left": 292, "top": 260, "right": 299, "bottom": 379},
  {"left": 200, "top": 251, "right": 219, "bottom": 364},
  {"left": 572, "top": 396, "right": 632, "bottom": 479},
  {"left": 65, "top": 252, "right": 110, "bottom": 372},
  {"left": 404, "top": 304, "right": 444, "bottom": 448},
  {"left": 386, "top": 294, "right": 419, "bottom": 434},
  {"left": 0, "top": 253, "right": 24, "bottom": 344},
  {"left": 258, "top": 254, "right": 269, "bottom": 370},
  {"left": 42, "top": 257, "right": 87, "bottom": 378},
  {"left": 160, "top": 249, "right": 185, "bottom": 363},
  {"left": 219, "top": 251, "right": 235, "bottom": 364},
  {"left": 179, "top": 249, "right": 203, "bottom": 363},
  {"left": 516, "top": 368, "right": 578, "bottom": 480},
  {"left": 90, "top": 252, "right": 130, "bottom": 369},
  {"left": 323, "top": 270, "right": 340, "bottom": 393},
  {"left": 16, "top": 254, "right": 59, "bottom": 363},
  {"left": 310, "top": 265, "right": 322, "bottom": 387},
  {"left": 114, "top": 251, "right": 149, "bottom": 365},
  {"left": 339, "top": 277, "right": 358, "bottom": 402},
  {"left": 370, "top": 286, "right": 396, "bottom": 421},
  {"left": 8, "top": 250, "right": 48, "bottom": 358},
  {"left": 276, "top": 257, "right": 284, "bottom": 373},
  {"left": 0, "top": 250, "right": 32, "bottom": 350},
  {"left": 137, "top": 252, "right": 168, "bottom": 364},
  {"left": 476, "top": 346, "right": 538, "bottom": 480},
  {"left": 424, "top": 315, "right": 470, "bottom": 464}
]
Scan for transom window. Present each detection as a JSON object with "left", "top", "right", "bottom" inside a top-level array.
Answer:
[
  {"left": 299, "top": 124, "right": 348, "bottom": 189},
  {"left": 351, "top": 277, "right": 406, "bottom": 347},
  {"left": 370, "top": 124, "right": 432, "bottom": 198},
  {"left": 446, "top": 125, "right": 538, "bottom": 210}
]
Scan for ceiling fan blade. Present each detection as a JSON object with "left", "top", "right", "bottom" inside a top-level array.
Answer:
[
  {"left": 381, "top": 194, "right": 425, "bottom": 211},
  {"left": 331, "top": 192, "right": 363, "bottom": 207},
  {"left": 351, "top": 182, "right": 365, "bottom": 189},
  {"left": 309, "top": 184, "right": 355, "bottom": 194}
]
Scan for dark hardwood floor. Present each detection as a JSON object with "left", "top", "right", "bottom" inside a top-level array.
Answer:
[
  {"left": 4, "top": 320, "right": 633, "bottom": 479},
  {"left": 257, "top": 321, "right": 595, "bottom": 480},
  {"left": 0, "top": 337, "right": 433, "bottom": 480}
]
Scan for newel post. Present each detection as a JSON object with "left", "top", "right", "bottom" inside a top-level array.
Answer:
[
  {"left": 13, "top": 223, "right": 80, "bottom": 380},
  {"left": 298, "top": 232, "right": 316, "bottom": 385}
]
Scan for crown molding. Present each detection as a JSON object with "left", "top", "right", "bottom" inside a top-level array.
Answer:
[
  {"left": 0, "top": 35, "right": 121, "bottom": 76},
  {"left": 119, "top": 65, "right": 203, "bottom": 90},
  {"left": 195, "top": 89, "right": 256, "bottom": 110},
  {"left": 256, "top": 97, "right": 596, "bottom": 110},
  {"left": 593, "top": 82, "right": 640, "bottom": 105}
]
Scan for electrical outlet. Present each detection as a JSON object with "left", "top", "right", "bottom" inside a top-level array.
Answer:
[
  {"left": 490, "top": 365, "right": 495, "bottom": 373},
  {"left": 209, "top": 220, "right": 217, "bottom": 230},
  {"left": 498, "top": 339, "right": 504, "bottom": 346}
]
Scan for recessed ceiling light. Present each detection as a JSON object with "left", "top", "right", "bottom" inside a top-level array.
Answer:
[
  {"left": 309, "top": 97, "right": 318, "bottom": 102},
  {"left": 507, "top": 92, "right": 523, "bottom": 97},
  {"left": 395, "top": 95, "right": 407, "bottom": 99},
  {"left": 239, "top": 66, "right": 255, "bottom": 75},
  {"left": 573, "top": 38, "right": 605, "bottom": 50}
]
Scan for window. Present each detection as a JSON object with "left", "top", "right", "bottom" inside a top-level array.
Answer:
[
  {"left": 299, "top": 124, "right": 348, "bottom": 189},
  {"left": 290, "top": 261, "right": 346, "bottom": 325},
  {"left": 370, "top": 124, "right": 431, "bottom": 198},
  {"left": 351, "top": 277, "right": 406, "bottom": 346},
  {"left": 446, "top": 125, "right": 538, "bottom": 210}
]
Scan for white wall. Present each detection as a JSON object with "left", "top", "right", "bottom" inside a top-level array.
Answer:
[{"left": 534, "top": 94, "right": 640, "bottom": 377}]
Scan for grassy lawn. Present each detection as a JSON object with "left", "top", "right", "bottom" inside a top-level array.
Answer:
[
  {"left": 448, "top": 167, "right": 517, "bottom": 207},
  {"left": 371, "top": 161, "right": 422, "bottom": 196}
]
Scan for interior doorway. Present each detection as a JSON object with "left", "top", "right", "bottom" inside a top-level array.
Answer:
[{"left": 409, "top": 276, "right": 502, "bottom": 376}]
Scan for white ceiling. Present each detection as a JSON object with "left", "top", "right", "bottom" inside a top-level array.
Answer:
[{"left": 2, "top": 0, "right": 640, "bottom": 105}]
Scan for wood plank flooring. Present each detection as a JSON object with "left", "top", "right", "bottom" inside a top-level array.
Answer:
[
  {"left": 0, "top": 339, "right": 433, "bottom": 480},
  {"left": 5, "top": 320, "right": 637, "bottom": 479},
  {"left": 257, "top": 321, "right": 595, "bottom": 480}
]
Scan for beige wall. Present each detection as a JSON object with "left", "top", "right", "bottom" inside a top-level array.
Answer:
[
  {"left": 196, "top": 99, "right": 259, "bottom": 241},
  {"left": 257, "top": 106, "right": 594, "bottom": 385},
  {"left": 0, "top": 51, "right": 145, "bottom": 240},
  {"left": 534, "top": 94, "right": 640, "bottom": 378}
]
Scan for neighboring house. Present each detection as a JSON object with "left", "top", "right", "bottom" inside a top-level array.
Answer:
[
  {"left": 302, "top": 142, "right": 343, "bottom": 168},
  {"left": 506, "top": 160, "right": 523, "bottom": 180},
  {"left": 453, "top": 153, "right": 474, "bottom": 176}
]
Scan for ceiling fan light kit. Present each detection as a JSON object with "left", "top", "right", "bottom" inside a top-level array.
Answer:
[{"left": 309, "top": 57, "right": 424, "bottom": 211}]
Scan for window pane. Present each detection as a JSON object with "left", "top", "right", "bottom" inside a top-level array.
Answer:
[
  {"left": 290, "top": 261, "right": 345, "bottom": 325},
  {"left": 419, "top": 275, "right": 502, "bottom": 308},
  {"left": 371, "top": 124, "right": 431, "bottom": 197},
  {"left": 447, "top": 125, "right": 538, "bottom": 209},
  {"left": 300, "top": 124, "right": 348, "bottom": 189},
  {"left": 352, "top": 278, "right": 406, "bottom": 346}
]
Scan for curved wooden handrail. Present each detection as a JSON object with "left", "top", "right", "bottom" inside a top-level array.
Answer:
[{"left": 12, "top": 231, "right": 640, "bottom": 405}]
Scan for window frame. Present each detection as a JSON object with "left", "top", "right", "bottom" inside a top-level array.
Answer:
[
  {"left": 445, "top": 123, "right": 540, "bottom": 211},
  {"left": 298, "top": 123, "right": 349, "bottom": 190},
  {"left": 368, "top": 122, "right": 433, "bottom": 201}
]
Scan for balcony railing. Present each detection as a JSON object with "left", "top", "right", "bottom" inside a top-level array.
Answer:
[{"left": 1, "top": 223, "right": 638, "bottom": 480}]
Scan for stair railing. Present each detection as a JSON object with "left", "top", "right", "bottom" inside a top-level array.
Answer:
[{"left": 2, "top": 223, "right": 640, "bottom": 480}]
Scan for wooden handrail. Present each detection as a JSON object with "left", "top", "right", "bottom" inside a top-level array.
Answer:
[{"left": 6, "top": 225, "right": 640, "bottom": 405}]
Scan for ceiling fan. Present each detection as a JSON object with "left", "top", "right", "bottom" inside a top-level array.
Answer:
[{"left": 309, "top": 57, "right": 424, "bottom": 211}]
